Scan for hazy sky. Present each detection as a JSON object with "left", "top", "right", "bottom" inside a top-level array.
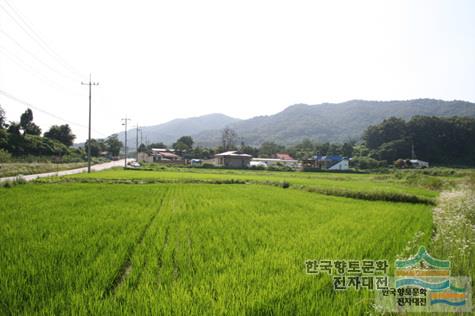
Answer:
[{"left": 1, "top": 0, "right": 474, "bottom": 142}]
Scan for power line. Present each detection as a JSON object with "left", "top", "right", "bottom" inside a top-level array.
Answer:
[
  {"left": 0, "top": 89, "right": 108, "bottom": 138},
  {"left": 0, "top": 29, "right": 81, "bottom": 84},
  {"left": 0, "top": 45, "right": 83, "bottom": 97},
  {"left": 0, "top": 0, "right": 85, "bottom": 80}
]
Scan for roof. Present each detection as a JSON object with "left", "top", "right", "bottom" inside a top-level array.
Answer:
[
  {"left": 313, "top": 155, "right": 344, "bottom": 161},
  {"left": 252, "top": 158, "right": 298, "bottom": 163},
  {"left": 151, "top": 148, "right": 175, "bottom": 152},
  {"left": 215, "top": 151, "right": 252, "bottom": 158},
  {"left": 275, "top": 153, "right": 294, "bottom": 160},
  {"left": 159, "top": 152, "right": 180, "bottom": 159}
]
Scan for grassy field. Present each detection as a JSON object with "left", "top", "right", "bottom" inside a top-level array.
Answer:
[
  {"left": 0, "top": 162, "right": 87, "bottom": 178},
  {"left": 66, "top": 167, "right": 442, "bottom": 200},
  {"left": 0, "top": 167, "right": 472, "bottom": 314}
]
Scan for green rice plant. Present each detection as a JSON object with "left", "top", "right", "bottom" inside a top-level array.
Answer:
[{"left": 0, "top": 183, "right": 432, "bottom": 314}]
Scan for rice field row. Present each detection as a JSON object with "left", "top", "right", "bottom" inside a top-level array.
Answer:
[
  {"left": 67, "top": 168, "right": 439, "bottom": 200},
  {"left": 0, "top": 182, "right": 432, "bottom": 314}
]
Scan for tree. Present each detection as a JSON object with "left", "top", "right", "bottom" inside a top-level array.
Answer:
[
  {"left": 147, "top": 142, "right": 166, "bottom": 149},
  {"left": 44, "top": 124, "right": 76, "bottom": 147},
  {"left": 85, "top": 139, "right": 106, "bottom": 157},
  {"left": 19, "top": 108, "right": 41, "bottom": 136},
  {"left": 138, "top": 143, "right": 147, "bottom": 153},
  {"left": 7, "top": 122, "right": 21, "bottom": 136},
  {"left": 173, "top": 136, "right": 194, "bottom": 153},
  {"left": 105, "top": 134, "right": 123, "bottom": 156},
  {"left": 240, "top": 145, "right": 258, "bottom": 157},
  {"left": 221, "top": 127, "right": 238, "bottom": 151},
  {"left": 258, "top": 142, "right": 284, "bottom": 157},
  {"left": 0, "top": 105, "right": 5, "bottom": 129},
  {"left": 175, "top": 136, "right": 193, "bottom": 148},
  {"left": 341, "top": 142, "right": 355, "bottom": 157},
  {"left": 363, "top": 117, "right": 407, "bottom": 150},
  {"left": 0, "top": 129, "right": 8, "bottom": 150}
]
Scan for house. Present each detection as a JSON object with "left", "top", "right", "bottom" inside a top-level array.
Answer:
[
  {"left": 251, "top": 158, "right": 299, "bottom": 169},
  {"left": 302, "top": 155, "right": 350, "bottom": 171},
  {"left": 151, "top": 148, "right": 181, "bottom": 161},
  {"left": 215, "top": 151, "right": 252, "bottom": 168},
  {"left": 138, "top": 148, "right": 182, "bottom": 163},
  {"left": 137, "top": 152, "right": 153, "bottom": 163}
]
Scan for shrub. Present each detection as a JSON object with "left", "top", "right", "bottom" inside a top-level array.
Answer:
[
  {"left": 351, "top": 157, "right": 386, "bottom": 169},
  {"left": 0, "top": 148, "right": 12, "bottom": 162}
]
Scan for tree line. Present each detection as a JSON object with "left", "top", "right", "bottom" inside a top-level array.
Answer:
[
  {"left": 155, "top": 116, "right": 475, "bottom": 168},
  {"left": 0, "top": 105, "right": 123, "bottom": 162}
]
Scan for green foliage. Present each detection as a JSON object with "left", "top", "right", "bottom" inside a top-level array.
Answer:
[
  {"left": 258, "top": 141, "right": 284, "bottom": 157},
  {"left": 4, "top": 133, "right": 69, "bottom": 156},
  {"left": 363, "top": 116, "right": 475, "bottom": 165},
  {"left": 221, "top": 127, "right": 238, "bottom": 151},
  {"left": 174, "top": 136, "right": 193, "bottom": 149},
  {"left": 0, "top": 105, "right": 5, "bottom": 129},
  {"left": 44, "top": 124, "right": 76, "bottom": 146},
  {"left": 350, "top": 156, "right": 385, "bottom": 169},
  {"left": 0, "top": 148, "right": 12, "bottom": 162},
  {"left": 85, "top": 138, "right": 107, "bottom": 157},
  {"left": 6, "top": 122, "right": 21, "bottom": 136},
  {"left": 239, "top": 145, "right": 258, "bottom": 157},
  {"left": 105, "top": 134, "right": 123, "bottom": 156},
  {"left": 0, "top": 128, "right": 8, "bottom": 149},
  {"left": 19, "top": 108, "right": 41, "bottom": 136},
  {"left": 147, "top": 142, "right": 166, "bottom": 149}
]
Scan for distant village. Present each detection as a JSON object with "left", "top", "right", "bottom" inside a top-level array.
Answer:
[{"left": 137, "top": 148, "right": 429, "bottom": 171}]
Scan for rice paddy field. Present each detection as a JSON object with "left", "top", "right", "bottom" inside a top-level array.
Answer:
[{"left": 0, "top": 167, "right": 473, "bottom": 315}]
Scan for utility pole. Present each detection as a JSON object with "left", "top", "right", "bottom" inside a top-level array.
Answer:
[
  {"left": 81, "top": 74, "right": 99, "bottom": 173},
  {"left": 140, "top": 129, "right": 143, "bottom": 148},
  {"left": 411, "top": 143, "right": 416, "bottom": 160},
  {"left": 135, "top": 124, "right": 140, "bottom": 161},
  {"left": 121, "top": 117, "right": 131, "bottom": 168}
]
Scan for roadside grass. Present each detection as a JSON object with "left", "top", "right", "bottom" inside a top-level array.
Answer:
[
  {"left": 0, "top": 183, "right": 432, "bottom": 315},
  {"left": 430, "top": 183, "right": 475, "bottom": 282},
  {"left": 0, "top": 162, "right": 88, "bottom": 178}
]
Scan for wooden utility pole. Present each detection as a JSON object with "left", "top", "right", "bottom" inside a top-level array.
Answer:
[
  {"left": 121, "top": 117, "right": 131, "bottom": 168},
  {"left": 135, "top": 124, "right": 140, "bottom": 161},
  {"left": 81, "top": 74, "right": 99, "bottom": 173}
]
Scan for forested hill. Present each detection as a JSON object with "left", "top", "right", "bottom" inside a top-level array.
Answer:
[
  {"left": 193, "top": 99, "right": 475, "bottom": 146},
  {"left": 117, "top": 113, "right": 240, "bottom": 146}
]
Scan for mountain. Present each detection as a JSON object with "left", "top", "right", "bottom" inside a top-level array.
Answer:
[
  {"left": 116, "top": 99, "right": 475, "bottom": 148},
  {"left": 193, "top": 99, "right": 475, "bottom": 146},
  {"left": 118, "top": 113, "right": 240, "bottom": 146}
]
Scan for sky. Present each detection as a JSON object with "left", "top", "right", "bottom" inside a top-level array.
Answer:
[{"left": 0, "top": 0, "right": 474, "bottom": 142}]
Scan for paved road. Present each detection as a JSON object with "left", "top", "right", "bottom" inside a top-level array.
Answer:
[{"left": 0, "top": 159, "right": 133, "bottom": 182}]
